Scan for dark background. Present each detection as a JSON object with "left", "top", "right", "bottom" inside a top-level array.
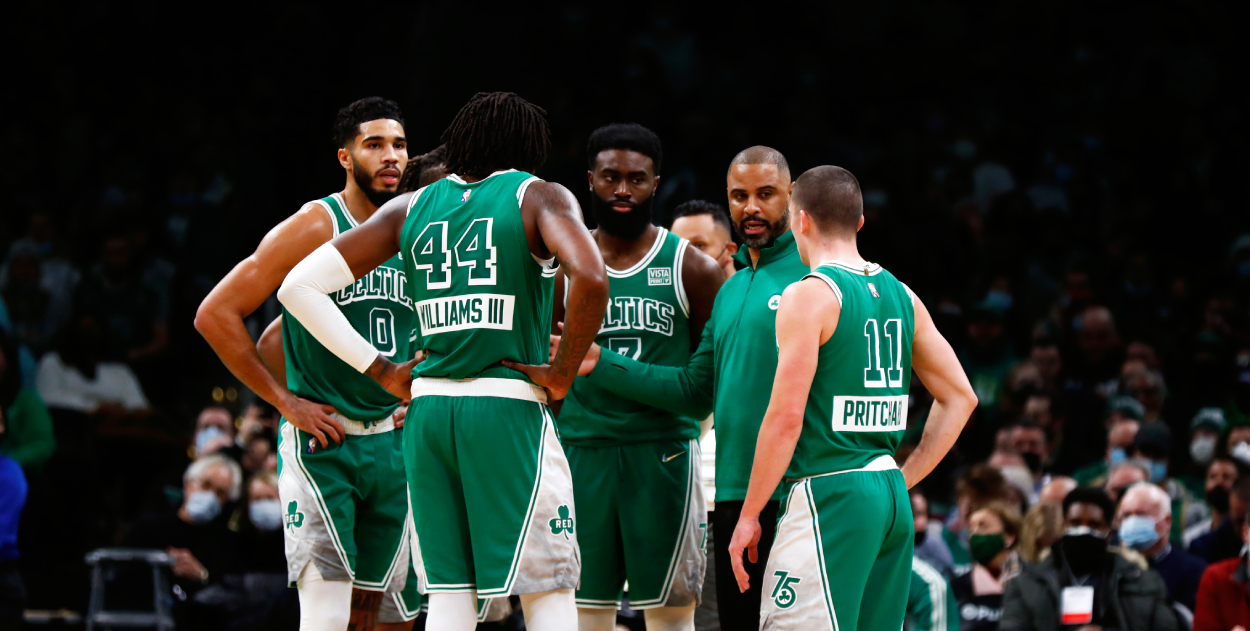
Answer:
[{"left": 2, "top": 0, "right": 1247, "bottom": 625}]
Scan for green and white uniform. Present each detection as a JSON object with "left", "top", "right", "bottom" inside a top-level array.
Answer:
[
  {"left": 400, "top": 170, "right": 578, "bottom": 597},
  {"left": 558, "top": 228, "right": 707, "bottom": 610},
  {"left": 277, "top": 193, "right": 422, "bottom": 621},
  {"left": 761, "top": 261, "right": 915, "bottom": 631},
  {"left": 905, "top": 558, "right": 958, "bottom": 631}
]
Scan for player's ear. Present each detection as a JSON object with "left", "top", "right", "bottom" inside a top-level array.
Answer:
[
  {"left": 857, "top": 215, "right": 865, "bottom": 232},
  {"left": 587, "top": 170, "right": 594, "bottom": 191},
  {"left": 725, "top": 242, "right": 739, "bottom": 256},
  {"left": 337, "top": 147, "right": 352, "bottom": 170}
]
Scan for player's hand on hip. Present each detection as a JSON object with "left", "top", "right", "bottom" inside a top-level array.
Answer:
[
  {"left": 392, "top": 404, "right": 408, "bottom": 429},
  {"left": 728, "top": 515, "right": 763, "bottom": 593},
  {"left": 500, "top": 361, "right": 573, "bottom": 401},
  {"left": 279, "top": 394, "right": 345, "bottom": 448},
  {"left": 372, "top": 357, "right": 419, "bottom": 401}
]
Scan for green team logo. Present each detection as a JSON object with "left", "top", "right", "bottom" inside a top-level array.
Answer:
[
  {"left": 771, "top": 570, "right": 801, "bottom": 608},
  {"left": 549, "top": 505, "right": 574, "bottom": 539},
  {"left": 286, "top": 501, "right": 304, "bottom": 530}
]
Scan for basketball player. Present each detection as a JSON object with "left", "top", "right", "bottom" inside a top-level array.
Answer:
[
  {"left": 277, "top": 92, "right": 609, "bottom": 631},
  {"left": 726, "top": 166, "right": 976, "bottom": 631},
  {"left": 519, "top": 146, "right": 807, "bottom": 631},
  {"left": 551, "top": 124, "right": 724, "bottom": 631},
  {"left": 195, "top": 98, "right": 421, "bottom": 630}
]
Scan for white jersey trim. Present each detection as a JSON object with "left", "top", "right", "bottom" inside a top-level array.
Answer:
[
  {"left": 606, "top": 228, "right": 668, "bottom": 278},
  {"left": 673, "top": 238, "right": 690, "bottom": 317},
  {"left": 328, "top": 413, "right": 397, "bottom": 436},
  {"left": 410, "top": 377, "right": 548, "bottom": 404},
  {"left": 817, "top": 259, "right": 882, "bottom": 276},
  {"left": 405, "top": 186, "right": 429, "bottom": 217},
  {"left": 446, "top": 169, "right": 519, "bottom": 185},
  {"left": 310, "top": 199, "right": 341, "bottom": 238},
  {"left": 332, "top": 192, "right": 359, "bottom": 228},
  {"left": 790, "top": 454, "right": 898, "bottom": 482},
  {"left": 805, "top": 271, "right": 844, "bottom": 306}
]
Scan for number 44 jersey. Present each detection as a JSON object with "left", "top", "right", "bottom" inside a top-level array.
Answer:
[
  {"left": 399, "top": 170, "right": 555, "bottom": 382},
  {"left": 787, "top": 261, "right": 916, "bottom": 479}
]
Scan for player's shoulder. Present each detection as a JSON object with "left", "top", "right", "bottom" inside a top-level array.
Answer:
[{"left": 781, "top": 275, "right": 839, "bottom": 308}]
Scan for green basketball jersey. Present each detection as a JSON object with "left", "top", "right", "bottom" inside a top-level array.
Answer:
[
  {"left": 282, "top": 193, "right": 414, "bottom": 422},
  {"left": 399, "top": 171, "right": 555, "bottom": 381},
  {"left": 558, "top": 228, "right": 700, "bottom": 446},
  {"left": 787, "top": 261, "right": 915, "bottom": 479}
]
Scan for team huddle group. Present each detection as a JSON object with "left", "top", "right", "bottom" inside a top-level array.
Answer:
[{"left": 195, "top": 92, "right": 977, "bottom": 631}]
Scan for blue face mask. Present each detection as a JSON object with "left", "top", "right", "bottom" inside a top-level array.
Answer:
[
  {"left": 1118, "top": 515, "right": 1160, "bottom": 550},
  {"left": 185, "top": 490, "right": 221, "bottom": 524},
  {"left": 1148, "top": 460, "right": 1168, "bottom": 483},
  {"left": 1109, "top": 448, "right": 1127, "bottom": 465},
  {"left": 195, "top": 426, "right": 226, "bottom": 454},
  {"left": 249, "top": 499, "right": 283, "bottom": 531}
]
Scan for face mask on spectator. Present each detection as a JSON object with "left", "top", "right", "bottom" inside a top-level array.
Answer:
[
  {"left": 185, "top": 490, "right": 221, "bottom": 524},
  {"left": 1109, "top": 448, "right": 1127, "bottom": 465},
  {"left": 1117, "top": 515, "right": 1160, "bottom": 550},
  {"left": 1207, "top": 486, "right": 1231, "bottom": 513},
  {"left": 1061, "top": 526, "right": 1108, "bottom": 573},
  {"left": 1190, "top": 436, "right": 1217, "bottom": 464},
  {"left": 196, "top": 426, "right": 226, "bottom": 454},
  {"left": 249, "top": 499, "right": 283, "bottom": 531},
  {"left": 969, "top": 533, "right": 1006, "bottom": 564},
  {"left": 1147, "top": 460, "right": 1167, "bottom": 483},
  {"left": 1021, "top": 452, "right": 1043, "bottom": 473},
  {"left": 915, "top": 530, "right": 927, "bottom": 546}
]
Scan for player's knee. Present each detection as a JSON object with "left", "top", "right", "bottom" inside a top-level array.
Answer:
[
  {"left": 576, "top": 607, "right": 617, "bottom": 631},
  {"left": 643, "top": 603, "right": 697, "bottom": 631},
  {"left": 296, "top": 563, "right": 353, "bottom": 631},
  {"left": 520, "top": 589, "right": 577, "bottom": 631}
]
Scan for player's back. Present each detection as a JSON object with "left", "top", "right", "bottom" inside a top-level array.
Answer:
[
  {"left": 399, "top": 170, "right": 555, "bottom": 381},
  {"left": 283, "top": 193, "right": 413, "bottom": 422},
  {"left": 789, "top": 260, "right": 915, "bottom": 479}
]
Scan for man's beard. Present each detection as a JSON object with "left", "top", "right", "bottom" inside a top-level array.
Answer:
[
  {"left": 735, "top": 212, "right": 789, "bottom": 250},
  {"left": 352, "top": 157, "right": 400, "bottom": 208},
  {"left": 589, "top": 193, "right": 654, "bottom": 240}
]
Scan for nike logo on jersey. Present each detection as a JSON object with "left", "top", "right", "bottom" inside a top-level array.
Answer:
[{"left": 661, "top": 450, "right": 686, "bottom": 463}]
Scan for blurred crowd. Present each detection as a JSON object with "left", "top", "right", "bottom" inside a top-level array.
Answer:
[{"left": 3, "top": 1, "right": 1246, "bottom": 629}]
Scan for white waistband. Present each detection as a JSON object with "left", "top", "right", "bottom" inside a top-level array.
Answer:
[
  {"left": 330, "top": 413, "right": 396, "bottom": 436},
  {"left": 791, "top": 454, "right": 898, "bottom": 482},
  {"left": 410, "top": 377, "right": 547, "bottom": 404}
]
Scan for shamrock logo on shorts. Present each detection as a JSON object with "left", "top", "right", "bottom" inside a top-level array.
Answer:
[
  {"left": 549, "top": 505, "right": 574, "bottom": 539},
  {"left": 286, "top": 501, "right": 304, "bottom": 530}
]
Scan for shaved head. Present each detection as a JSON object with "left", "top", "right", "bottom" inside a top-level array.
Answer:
[
  {"left": 792, "top": 165, "right": 863, "bottom": 235},
  {"left": 729, "top": 145, "right": 790, "bottom": 181}
]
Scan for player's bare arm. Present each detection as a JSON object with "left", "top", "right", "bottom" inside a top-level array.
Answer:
[
  {"left": 681, "top": 242, "right": 725, "bottom": 348},
  {"left": 195, "top": 203, "right": 346, "bottom": 447},
  {"left": 898, "top": 296, "right": 977, "bottom": 488},
  {"left": 256, "top": 315, "right": 286, "bottom": 385},
  {"left": 728, "top": 278, "right": 837, "bottom": 593}
]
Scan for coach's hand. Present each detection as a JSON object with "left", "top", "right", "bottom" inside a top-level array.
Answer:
[
  {"left": 728, "top": 515, "right": 763, "bottom": 593},
  {"left": 278, "top": 393, "right": 344, "bottom": 448}
]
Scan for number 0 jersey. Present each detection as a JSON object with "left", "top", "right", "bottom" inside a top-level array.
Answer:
[
  {"left": 788, "top": 261, "right": 915, "bottom": 479},
  {"left": 557, "top": 228, "right": 700, "bottom": 446},
  {"left": 282, "top": 193, "right": 414, "bottom": 422},
  {"left": 399, "top": 170, "right": 555, "bottom": 381}
]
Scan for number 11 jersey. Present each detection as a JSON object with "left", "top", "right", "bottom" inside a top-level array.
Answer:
[
  {"left": 399, "top": 170, "right": 556, "bottom": 382},
  {"left": 789, "top": 261, "right": 916, "bottom": 479}
]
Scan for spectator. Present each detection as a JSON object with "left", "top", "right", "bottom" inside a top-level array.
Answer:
[
  {"left": 1185, "top": 408, "right": 1226, "bottom": 487},
  {"left": 946, "top": 465, "right": 1013, "bottom": 576},
  {"left": 1191, "top": 476, "right": 1250, "bottom": 563},
  {"left": 1029, "top": 340, "right": 1063, "bottom": 392},
  {"left": 125, "top": 455, "right": 241, "bottom": 606},
  {"left": 0, "top": 414, "right": 29, "bottom": 628},
  {"left": 912, "top": 489, "right": 955, "bottom": 578},
  {"left": 1184, "top": 456, "right": 1238, "bottom": 549},
  {"left": 194, "top": 405, "right": 239, "bottom": 460},
  {"left": 907, "top": 557, "right": 959, "bottom": 631},
  {"left": 1129, "top": 422, "right": 1202, "bottom": 543},
  {"left": 1193, "top": 510, "right": 1250, "bottom": 631},
  {"left": 1105, "top": 460, "right": 1150, "bottom": 504},
  {"left": 202, "top": 471, "right": 289, "bottom": 630},
  {"left": 953, "top": 502, "right": 1022, "bottom": 631},
  {"left": 1000, "top": 488, "right": 1180, "bottom": 631},
  {"left": 1073, "top": 409, "right": 1141, "bottom": 487},
  {"left": 1125, "top": 370, "right": 1168, "bottom": 425},
  {"left": 1, "top": 242, "right": 54, "bottom": 352},
  {"left": 0, "top": 332, "right": 55, "bottom": 469},
  {"left": 1071, "top": 306, "right": 1126, "bottom": 394},
  {"left": 959, "top": 303, "right": 1016, "bottom": 421},
  {"left": 1018, "top": 502, "right": 1064, "bottom": 563},
  {"left": 73, "top": 233, "right": 168, "bottom": 363},
  {"left": 35, "top": 315, "right": 151, "bottom": 416},
  {"left": 1116, "top": 483, "right": 1207, "bottom": 611},
  {"left": 1009, "top": 422, "right": 1048, "bottom": 484},
  {"left": 1228, "top": 424, "right": 1250, "bottom": 459},
  {"left": 1038, "top": 476, "right": 1076, "bottom": 506}
]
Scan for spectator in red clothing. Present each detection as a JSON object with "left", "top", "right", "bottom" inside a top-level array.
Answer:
[{"left": 1193, "top": 509, "right": 1250, "bottom": 631}]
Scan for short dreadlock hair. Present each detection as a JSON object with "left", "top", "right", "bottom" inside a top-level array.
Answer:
[
  {"left": 586, "top": 123, "right": 662, "bottom": 174},
  {"left": 440, "top": 92, "right": 550, "bottom": 178},
  {"left": 399, "top": 145, "right": 448, "bottom": 192},
  {"left": 332, "top": 97, "right": 405, "bottom": 148}
]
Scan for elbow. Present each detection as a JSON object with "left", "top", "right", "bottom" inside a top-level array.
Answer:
[
  {"left": 193, "top": 301, "right": 216, "bottom": 339},
  {"left": 961, "top": 385, "right": 979, "bottom": 415}
]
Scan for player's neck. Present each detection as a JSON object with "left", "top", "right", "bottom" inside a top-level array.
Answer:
[
  {"left": 595, "top": 224, "right": 661, "bottom": 270},
  {"left": 340, "top": 179, "right": 380, "bottom": 224},
  {"left": 806, "top": 235, "right": 864, "bottom": 269}
]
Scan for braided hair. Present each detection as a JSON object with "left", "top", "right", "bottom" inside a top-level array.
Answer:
[{"left": 441, "top": 92, "right": 550, "bottom": 179}]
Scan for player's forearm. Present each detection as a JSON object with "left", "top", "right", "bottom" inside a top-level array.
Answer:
[
  {"left": 550, "top": 266, "right": 609, "bottom": 389},
  {"left": 585, "top": 325, "right": 715, "bottom": 417},
  {"left": 195, "top": 306, "right": 293, "bottom": 409},
  {"left": 900, "top": 397, "right": 973, "bottom": 488},
  {"left": 276, "top": 243, "right": 379, "bottom": 373},
  {"left": 741, "top": 410, "right": 803, "bottom": 520}
]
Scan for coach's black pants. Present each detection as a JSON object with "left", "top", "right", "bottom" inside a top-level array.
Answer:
[{"left": 712, "top": 500, "right": 779, "bottom": 631}]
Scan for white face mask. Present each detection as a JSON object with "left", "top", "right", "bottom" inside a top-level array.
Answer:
[
  {"left": 249, "top": 498, "right": 283, "bottom": 531},
  {"left": 1064, "top": 525, "right": 1108, "bottom": 539},
  {"left": 1190, "top": 435, "right": 1217, "bottom": 464}
]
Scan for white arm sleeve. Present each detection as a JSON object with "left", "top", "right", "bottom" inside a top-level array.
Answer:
[{"left": 276, "top": 243, "right": 380, "bottom": 373}]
